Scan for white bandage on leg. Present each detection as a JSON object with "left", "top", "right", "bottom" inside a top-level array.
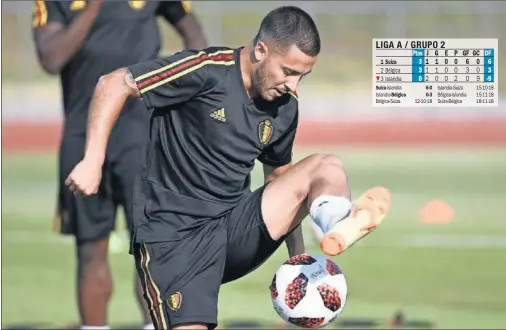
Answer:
[
  {"left": 310, "top": 195, "right": 352, "bottom": 235},
  {"left": 80, "top": 326, "right": 110, "bottom": 330}
]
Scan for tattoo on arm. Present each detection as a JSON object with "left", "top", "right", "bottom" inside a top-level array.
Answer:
[{"left": 124, "top": 69, "right": 140, "bottom": 98}]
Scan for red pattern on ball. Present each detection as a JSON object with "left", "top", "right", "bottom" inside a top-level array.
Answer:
[
  {"left": 288, "top": 317, "right": 325, "bottom": 328},
  {"left": 325, "top": 259, "right": 342, "bottom": 275},
  {"left": 284, "top": 273, "right": 308, "bottom": 309},
  {"left": 317, "top": 283, "right": 342, "bottom": 312},
  {"left": 284, "top": 254, "right": 317, "bottom": 266}
]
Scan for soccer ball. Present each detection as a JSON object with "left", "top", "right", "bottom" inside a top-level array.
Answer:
[{"left": 269, "top": 253, "right": 348, "bottom": 328}]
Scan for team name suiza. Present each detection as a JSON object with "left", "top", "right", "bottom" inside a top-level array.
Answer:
[
  {"left": 382, "top": 59, "right": 397, "bottom": 64},
  {"left": 376, "top": 85, "right": 402, "bottom": 90}
]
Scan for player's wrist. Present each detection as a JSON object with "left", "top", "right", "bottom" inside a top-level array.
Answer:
[{"left": 83, "top": 150, "right": 105, "bottom": 167}]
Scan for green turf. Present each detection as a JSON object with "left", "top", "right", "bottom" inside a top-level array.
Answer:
[{"left": 2, "top": 147, "right": 506, "bottom": 329}]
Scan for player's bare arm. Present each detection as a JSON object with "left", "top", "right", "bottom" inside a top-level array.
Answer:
[
  {"left": 66, "top": 68, "right": 139, "bottom": 195},
  {"left": 33, "top": 1, "right": 102, "bottom": 74},
  {"left": 85, "top": 68, "right": 140, "bottom": 161},
  {"left": 263, "top": 164, "right": 306, "bottom": 256},
  {"left": 158, "top": 0, "right": 208, "bottom": 50},
  {"left": 173, "top": 14, "right": 208, "bottom": 49}
]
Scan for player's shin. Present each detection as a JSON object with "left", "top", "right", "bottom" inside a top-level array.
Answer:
[
  {"left": 305, "top": 155, "right": 352, "bottom": 237},
  {"left": 320, "top": 186, "right": 391, "bottom": 256}
]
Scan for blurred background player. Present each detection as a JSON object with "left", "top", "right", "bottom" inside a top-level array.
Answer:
[{"left": 32, "top": 1, "right": 207, "bottom": 329}]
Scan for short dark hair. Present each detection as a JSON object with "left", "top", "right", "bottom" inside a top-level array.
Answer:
[{"left": 254, "top": 6, "right": 321, "bottom": 57}]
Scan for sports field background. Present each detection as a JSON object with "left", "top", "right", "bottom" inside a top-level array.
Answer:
[{"left": 2, "top": 1, "right": 506, "bottom": 329}]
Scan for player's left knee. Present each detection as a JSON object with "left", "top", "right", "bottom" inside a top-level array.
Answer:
[
  {"left": 320, "top": 154, "right": 344, "bottom": 169},
  {"left": 291, "top": 154, "right": 345, "bottom": 201},
  {"left": 315, "top": 154, "right": 346, "bottom": 181}
]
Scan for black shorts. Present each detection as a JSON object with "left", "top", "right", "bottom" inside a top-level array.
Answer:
[
  {"left": 54, "top": 134, "right": 144, "bottom": 244},
  {"left": 132, "top": 185, "right": 295, "bottom": 329}
]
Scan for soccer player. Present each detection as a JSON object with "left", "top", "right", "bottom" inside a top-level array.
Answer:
[
  {"left": 32, "top": 1, "right": 207, "bottom": 329},
  {"left": 66, "top": 6, "right": 391, "bottom": 330}
]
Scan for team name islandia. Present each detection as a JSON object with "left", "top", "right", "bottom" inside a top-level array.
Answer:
[{"left": 437, "top": 85, "right": 464, "bottom": 91}]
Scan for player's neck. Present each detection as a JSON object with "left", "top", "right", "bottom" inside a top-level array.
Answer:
[{"left": 240, "top": 46, "right": 254, "bottom": 98}]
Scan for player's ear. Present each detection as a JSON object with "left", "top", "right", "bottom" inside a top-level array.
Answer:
[{"left": 253, "top": 40, "right": 269, "bottom": 62}]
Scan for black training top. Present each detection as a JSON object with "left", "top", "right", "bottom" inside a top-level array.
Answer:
[{"left": 127, "top": 47, "right": 299, "bottom": 242}]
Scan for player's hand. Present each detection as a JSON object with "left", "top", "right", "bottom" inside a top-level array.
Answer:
[{"left": 65, "top": 159, "right": 102, "bottom": 196}]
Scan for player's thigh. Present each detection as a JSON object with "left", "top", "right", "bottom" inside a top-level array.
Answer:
[
  {"left": 261, "top": 154, "right": 345, "bottom": 241},
  {"left": 133, "top": 221, "right": 227, "bottom": 329},
  {"left": 222, "top": 187, "right": 299, "bottom": 284},
  {"left": 110, "top": 143, "right": 144, "bottom": 232},
  {"left": 57, "top": 135, "right": 116, "bottom": 243}
]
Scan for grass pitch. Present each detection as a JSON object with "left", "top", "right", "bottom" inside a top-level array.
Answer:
[{"left": 2, "top": 147, "right": 506, "bottom": 328}]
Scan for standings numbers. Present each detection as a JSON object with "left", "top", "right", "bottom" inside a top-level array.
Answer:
[{"left": 419, "top": 66, "right": 494, "bottom": 82}]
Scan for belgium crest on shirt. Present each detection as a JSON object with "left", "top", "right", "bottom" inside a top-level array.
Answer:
[
  {"left": 167, "top": 292, "right": 182, "bottom": 311},
  {"left": 258, "top": 119, "right": 273, "bottom": 146}
]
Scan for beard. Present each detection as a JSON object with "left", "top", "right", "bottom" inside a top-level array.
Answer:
[{"left": 251, "top": 61, "right": 271, "bottom": 100}]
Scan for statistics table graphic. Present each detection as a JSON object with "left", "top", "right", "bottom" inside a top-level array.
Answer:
[{"left": 373, "top": 39, "right": 498, "bottom": 107}]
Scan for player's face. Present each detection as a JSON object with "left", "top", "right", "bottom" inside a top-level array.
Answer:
[{"left": 252, "top": 42, "right": 317, "bottom": 101}]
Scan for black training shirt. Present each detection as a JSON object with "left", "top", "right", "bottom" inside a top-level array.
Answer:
[{"left": 128, "top": 47, "right": 299, "bottom": 242}]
